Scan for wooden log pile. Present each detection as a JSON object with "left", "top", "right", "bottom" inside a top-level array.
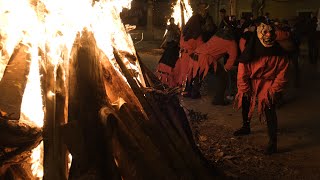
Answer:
[
  {"left": 61, "top": 30, "right": 214, "bottom": 179},
  {"left": 0, "top": 44, "right": 42, "bottom": 179},
  {"left": 0, "top": 119, "right": 42, "bottom": 179},
  {"left": 0, "top": 30, "right": 216, "bottom": 180}
]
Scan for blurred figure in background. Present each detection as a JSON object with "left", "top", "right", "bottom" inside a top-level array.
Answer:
[
  {"left": 156, "top": 17, "right": 181, "bottom": 87},
  {"left": 307, "top": 13, "right": 319, "bottom": 64},
  {"left": 188, "top": 23, "right": 238, "bottom": 104},
  {"left": 173, "top": 1, "right": 209, "bottom": 95}
]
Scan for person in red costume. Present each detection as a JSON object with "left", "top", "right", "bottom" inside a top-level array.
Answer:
[
  {"left": 173, "top": 1, "right": 216, "bottom": 96},
  {"left": 233, "top": 19, "right": 289, "bottom": 155},
  {"left": 156, "top": 17, "right": 181, "bottom": 87},
  {"left": 188, "top": 25, "right": 238, "bottom": 104}
]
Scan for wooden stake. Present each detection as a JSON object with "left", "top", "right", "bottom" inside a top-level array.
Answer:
[{"left": 0, "top": 44, "right": 31, "bottom": 120}]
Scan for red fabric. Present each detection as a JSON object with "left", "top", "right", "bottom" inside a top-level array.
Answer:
[
  {"left": 239, "top": 38, "right": 246, "bottom": 52},
  {"left": 190, "top": 36, "right": 238, "bottom": 79},
  {"left": 235, "top": 41, "right": 289, "bottom": 120},
  {"left": 173, "top": 35, "right": 204, "bottom": 85},
  {"left": 156, "top": 63, "right": 175, "bottom": 87},
  {"left": 275, "top": 30, "right": 290, "bottom": 41}
]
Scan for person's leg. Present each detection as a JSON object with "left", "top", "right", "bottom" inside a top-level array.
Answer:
[
  {"left": 291, "top": 51, "right": 300, "bottom": 88},
  {"left": 233, "top": 95, "right": 251, "bottom": 136},
  {"left": 191, "top": 74, "right": 202, "bottom": 99},
  {"left": 264, "top": 104, "right": 278, "bottom": 155},
  {"left": 309, "top": 38, "right": 317, "bottom": 64},
  {"left": 212, "top": 63, "right": 228, "bottom": 105},
  {"left": 314, "top": 37, "right": 319, "bottom": 64},
  {"left": 182, "top": 79, "right": 192, "bottom": 97}
]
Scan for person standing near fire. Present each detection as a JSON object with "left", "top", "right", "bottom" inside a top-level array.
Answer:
[
  {"left": 187, "top": 22, "right": 238, "bottom": 104},
  {"left": 233, "top": 18, "right": 289, "bottom": 155},
  {"left": 173, "top": 1, "right": 216, "bottom": 96},
  {"left": 156, "top": 17, "right": 181, "bottom": 87}
]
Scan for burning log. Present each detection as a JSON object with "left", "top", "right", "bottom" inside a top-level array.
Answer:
[
  {"left": 64, "top": 31, "right": 122, "bottom": 179},
  {"left": 0, "top": 43, "right": 42, "bottom": 179},
  {"left": 61, "top": 30, "right": 214, "bottom": 179},
  {"left": 180, "top": 0, "right": 186, "bottom": 30},
  {"left": 0, "top": 44, "right": 31, "bottom": 120},
  {"left": 40, "top": 59, "right": 68, "bottom": 179},
  {"left": 0, "top": 119, "right": 42, "bottom": 179}
]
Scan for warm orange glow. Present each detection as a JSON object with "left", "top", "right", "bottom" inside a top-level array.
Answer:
[
  {"left": 0, "top": 0, "right": 139, "bottom": 178},
  {"left": 168, "top": 0, "right": 193, "bottom": 27}
]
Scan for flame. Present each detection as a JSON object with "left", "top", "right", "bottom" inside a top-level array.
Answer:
[
  {"left": 30, "top": 142, "right": 44, "bottom": 178},
  {"left": 1, "top": 0, "right": 138, "bottom": 178},
  {"left": 167, "top": 0, "right": 193, "bottom": 27}
]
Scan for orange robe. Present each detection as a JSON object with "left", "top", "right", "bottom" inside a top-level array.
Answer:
[
  {"left": 173, "top": 35, "right": 204, "bottom": 86},
  {"left": 235, "top": 38, "right": 289, "bottom": 120},
  {"left": 191, "top": 36, "right": 238, "bottom": 79}
]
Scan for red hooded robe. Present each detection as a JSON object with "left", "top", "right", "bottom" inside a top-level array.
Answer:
[
  {"left": 191, "top": 36, "right": 238, "bottom": 79},
  {"left": 173, "top": 35, "right": 204, "bottom": 86},
  {"left": 235, "top": 37, "right": 289, "bottom": 120}
]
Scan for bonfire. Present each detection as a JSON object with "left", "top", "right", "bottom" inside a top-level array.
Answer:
[{"left": 0, "top": 0, "right": 214, "bottom": 179}]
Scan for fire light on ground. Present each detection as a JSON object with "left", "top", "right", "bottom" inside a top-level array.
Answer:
[{"left": 0, "top": 0, "right": 140, "bottom": 178}]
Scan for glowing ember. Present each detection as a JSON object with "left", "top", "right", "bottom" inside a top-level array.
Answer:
[{"left": 0, "top": 0, "right": 139, "bottom": 178}]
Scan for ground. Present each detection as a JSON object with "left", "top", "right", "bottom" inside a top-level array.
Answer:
[{"left": 135, "top": 39, "right": 320, "bottom": 179}]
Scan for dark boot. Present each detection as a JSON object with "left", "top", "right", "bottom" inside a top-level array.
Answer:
[
  {"left": 233, "top": 121, "right": 251, "bottom": 136},
  {"left": 212, "top": 63, "right": 228, "bottom": 105},
  {"left": 264, "top": 106, "right": 278, "bottom": 155},
  {"left": 234, "top": 96, "right": 251, "bottom": 136},
  {"left": 191, "top": 76, "right": 202, "bottom": 99}
]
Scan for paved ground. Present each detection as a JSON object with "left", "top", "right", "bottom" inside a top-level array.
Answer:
[{"left": 136, "top": 40, "right": 320, "bottom": 179}]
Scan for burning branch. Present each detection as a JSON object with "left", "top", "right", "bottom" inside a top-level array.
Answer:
[{"left": 0, "top": 44, "right": 31, "bottom": 120}]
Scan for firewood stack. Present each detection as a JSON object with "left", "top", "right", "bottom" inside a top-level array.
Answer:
[
  {"left": 60, "top": 30, "right": 215, "bottom": 179},
  {"left": 0, "top": 29, "right": 215, "bottom": 179},
  {"left": 0, "top": 44, "right": 43, "bottom": 179}
]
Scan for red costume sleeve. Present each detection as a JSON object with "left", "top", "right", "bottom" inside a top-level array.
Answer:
[
  {"left": 195, "top": 37, "right": 237, "bottom": 71},
  {"left": 237, "top": 62, "right": 251, "bottom": 94},
  {"left": 268, "top": 57, "right": 289, "bottom": 95},
  {"left": 224, "top": 41, "right": 238, "bottom": 71},
  {"left": 239, "top": 38, "right": 246, "bottom": 52},
  {"left": 275, "top": 30, "right": 290, "bottom": 41}
]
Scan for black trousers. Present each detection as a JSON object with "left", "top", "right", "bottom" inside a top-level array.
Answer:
[
  {"left": 242, "top": 96, "right": 278, "bottom": 143},
  {"left": 184, "top": 71, "right": 202, "bottom": 97},
  {"left": 308, "top": 36, "right": 319, "bottom": 64},
  {"left": 291, "top": 52, "right": 300, "bottom": 88},
  {"left": 213, "top": 63, "right": 228, "bottom": 103},
  {"left": 185, "top": 63, "right": 227, "bottom": 101}
]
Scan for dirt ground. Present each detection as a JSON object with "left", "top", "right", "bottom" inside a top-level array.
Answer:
[{"left": 136, "top": 40, "right": 320, "bottom": 179}]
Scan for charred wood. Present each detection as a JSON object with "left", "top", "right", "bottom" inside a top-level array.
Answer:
[
  {"left": 0, "top": 119, "right": 42, "bottom": 167},
  {"left": 0, "top": 44, "right": 31, "bottom": 120},
  {"left": 65, "top": 30, "right": 122, "bottom": 180}
]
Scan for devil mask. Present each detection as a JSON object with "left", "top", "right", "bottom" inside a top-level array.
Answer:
[{"left": 256, "top": 23, "right": 276, "bottom": 47}]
